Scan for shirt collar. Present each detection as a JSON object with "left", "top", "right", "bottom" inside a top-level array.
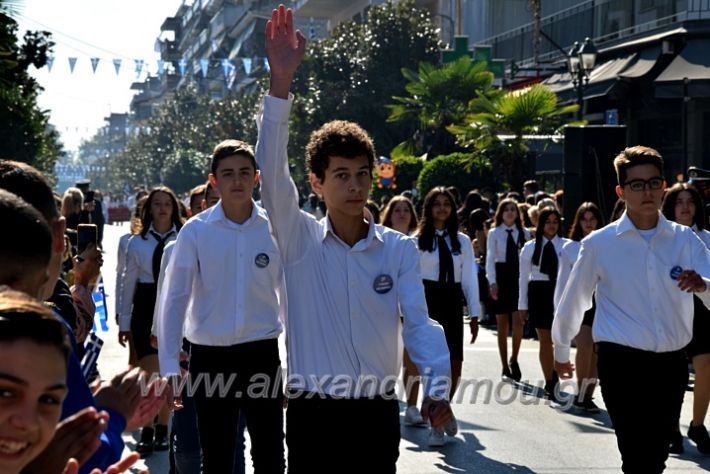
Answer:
[
  {"left": 615, "top": 210, "right": 672, "bottom": 236},
  {"left": 321, "top": 208, "right": 384, "bottom": 247},
  {"left": 148, "top": 223, "right": 176, "bottom": 238},
  {"left": 205, "top": 200, "right": 266, "bottom": 226}
]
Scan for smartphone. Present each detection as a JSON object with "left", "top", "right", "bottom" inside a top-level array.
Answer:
[
  {"left": 84, "top": 190, "right": 95, "bottom": 203},
  {"left": 77, "top": 224, "right": 97, "bottom": 254},
  {"left": 66, "top": 229, "right": 78, "bottom": 249}
]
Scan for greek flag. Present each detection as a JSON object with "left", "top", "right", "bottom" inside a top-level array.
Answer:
[
  {"left": 93, "top": 277, "right": 108, "bottom": 332},
  {"left": 81, "top": 332, "right": 104, "bottom": 380}
]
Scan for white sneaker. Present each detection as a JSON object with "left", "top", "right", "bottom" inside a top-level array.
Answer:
[
  {"left": 428, "top": 427, "right": 445, "bottom": 447},
  {"left": 404, "top": 406, "right": 426, "bottom": 426},
  {"left": 444, "top": 414, "right": 458, "bottom": 436}
]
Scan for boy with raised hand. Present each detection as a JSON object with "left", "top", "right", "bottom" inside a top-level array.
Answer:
[
  {"left": 258, "top": 5, "right": 453, "bottom": 471},
  {"left": 554, "top": 146, "right": 710, "bottom": 473},
  {"left": 158, "top": 140, "right": 285, "bottom": 473}
]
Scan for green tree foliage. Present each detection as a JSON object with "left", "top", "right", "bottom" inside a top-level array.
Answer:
[
  {"left": 417, "top": 152, "right": 493, "bottom": 199},
  {"left": 387, "top": 55, "right": 498, "bottom": 160},
  {"left": 97, "top": 82, "right": 263, "bottom": 193},
  {"left": 289, "top": 0, "right": 442, "bottom": 176},
  {"left": 0, "top": 8, "right": 63, "bottom": 175},
  {"left": 449, "top": 84, "right": 580, "bottom": 190}
]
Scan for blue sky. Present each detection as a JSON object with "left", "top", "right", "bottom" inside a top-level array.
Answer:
[{"left": 15, "top": 0, "right": 183, "bottom": 154}]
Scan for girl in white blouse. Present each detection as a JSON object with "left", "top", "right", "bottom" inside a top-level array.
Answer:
[
  {"left": 485, "top": 198, "right": 531, "bottom": 381},
  {"left": 118, "top": 186, "right": 183, "bottom": 453},
  {"left": 415, "top": 187, "right": 481, "bottom": 445},
  {"left": 662, "top": 183, "right": 710, "bottom": 455},
  {"left": 518, "top": 207, "right": 568, "bottom": 401},
  {"left": 553, "top": 202, "right": 604, "bottom": 413}
]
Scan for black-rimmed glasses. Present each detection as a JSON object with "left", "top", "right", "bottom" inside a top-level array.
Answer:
[{"left": 623, "top": 178, "right": 664, "bottom": 192}]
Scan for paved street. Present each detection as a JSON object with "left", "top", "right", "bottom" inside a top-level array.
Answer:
[{"left": 96, "top": 224, "right": 710, "bottom": 473}]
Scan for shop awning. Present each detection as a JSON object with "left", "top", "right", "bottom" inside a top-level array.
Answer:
[
  {"left": 655, "top": 38, "right": 710, "bottom": 98},
  {"left": 619, "top": 46, "right": 661, "bottom": 79}
]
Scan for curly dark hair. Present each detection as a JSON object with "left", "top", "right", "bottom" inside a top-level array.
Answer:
[{"left": 306, "top": 120, "right": 375, "bottom": 181}]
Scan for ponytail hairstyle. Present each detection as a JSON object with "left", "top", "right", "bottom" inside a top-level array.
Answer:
[
  {"left": 416, "top": 187, "right": 461, "bottom": 253},
  {"left": 531, "top": 207, "right": 562, "bottom": 266}
]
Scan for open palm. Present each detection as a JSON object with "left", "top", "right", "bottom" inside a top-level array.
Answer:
[{"left": 265, "top": 4, "right": 306, "bottom": 79}]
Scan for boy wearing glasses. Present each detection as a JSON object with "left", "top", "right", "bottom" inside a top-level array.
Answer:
[{"left": 553, "top": 146, "right": 710, "bottom": 473}]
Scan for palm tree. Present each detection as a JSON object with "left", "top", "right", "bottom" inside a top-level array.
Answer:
[
  {"left": 449, "top": 84, "right": 581, "bottom": 189},
  {"left": 386, "top": 55, "right": 498, "bottom": 159}
]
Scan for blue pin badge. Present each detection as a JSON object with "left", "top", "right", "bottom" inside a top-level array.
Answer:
[
  {"left": 373, "top": 274, "right": 394, "bottom": 294},
  {"left": 670, "top": 265, "right": 684, "bottom": 280},
  {"left": 255, "top": 253, "right": 270, "bottom": 268}
]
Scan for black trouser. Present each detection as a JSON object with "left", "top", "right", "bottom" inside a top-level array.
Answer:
[
  {"left": 286, "top": 391, "right": 400, "bottom": 473},
  {"left": 188, "top": 338, "right": 284, "bottom": 474},
  {"left": 597, "top": 342, "right": 688, "bottom": 474}
]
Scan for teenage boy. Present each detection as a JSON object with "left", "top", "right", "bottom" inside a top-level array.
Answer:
[
  {"left": 258, "top": 6, "right": 452, "bottom": 471},
  {"left": 158, "top": 140, "right": 285, "bottom": 473},
  {"left": 553, "top": 146, "right": 710, "bottom": 473}
]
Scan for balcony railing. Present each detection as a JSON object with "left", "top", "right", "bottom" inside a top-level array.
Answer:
[{"left": 478, "top": 0, "right": 695, "bottom": 66}]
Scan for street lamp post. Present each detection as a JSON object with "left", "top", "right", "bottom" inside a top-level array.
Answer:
[{"left": 567, "top": 37, "right": 598, "bottom": 121}]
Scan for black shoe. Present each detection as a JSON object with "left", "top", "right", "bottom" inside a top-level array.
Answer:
[
  {"left": 153, "top": 424, "right": 169, "bottom": 451},
  {"left": 544, "top": 380, "right": 559, "bottom": 403},
  {"left": 136, "top": 427, "right": 154, "bottom": 455},
  {"left": 502, "top": 367, "right": 513, "bottom": 380},
  {"left": 509, "top": 361, "right": 522, "bottom": 382},
  {"left": 669, "top": 431, "right": 684, "bottom": 455},
  {"left": 688, "top": 423, "right": 710, "bottom": 454}
]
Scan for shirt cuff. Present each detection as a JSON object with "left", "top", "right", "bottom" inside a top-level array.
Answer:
[
  {"left": 263, "top": 93, "right": 293, "bottom": 122},
  {"left": 554, "top": 345, "right": 571, "bottom": 364}
]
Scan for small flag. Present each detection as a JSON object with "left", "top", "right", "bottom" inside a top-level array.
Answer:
[
  {"left": 221, "top": 58, "right": 231, "bottom": 78},
  {"left": 80, "top": 333, "right": 104, "bottom": 381},
  {"left": 243, "top": 58, "right": 252, "bottom": 75},
  {"left": 157, "top": 59, "right": 165, "bottom": 76},
  {"left": 68, "top": 57, "right": 77, "bottom": 73},
  {"left": 263, "top": 57, "right": 270, "bottom": 72},
  {"left": 90, "top": 57, "right": 100, "bottom": 73},
  {"left": 178, "top": 58, "right": 187, "bottom": 76},
  {"left": 46, "top": 56, "right": 54, "bottom": 72},
  {"left": 135, "top": 59, "right": 144, "bottom": 77},
  {"left": 113, "top": 58, "right": 122, "bottom": 75},
  {"left": 200, "top": 58, "right": 209, "bottom": 77}
]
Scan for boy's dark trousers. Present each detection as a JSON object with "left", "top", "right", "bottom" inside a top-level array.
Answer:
[
  {"left": 596, "top": 341, "right": 688, "bottom": 474},
  {"left": 286, "top": 391, "right": 400, "bottom": 473},
  {"left": 189, "top": 338, "right": 285, "bottom": 474}
]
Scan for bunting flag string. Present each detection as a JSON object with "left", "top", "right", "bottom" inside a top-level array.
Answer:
[{"left": 36, "top": 55, "right": 266, "bottom": 80}]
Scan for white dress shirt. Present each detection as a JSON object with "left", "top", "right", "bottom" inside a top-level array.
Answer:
[
  {"left": 553, "top": 212, "right": 710, "bottom": 363},
  {"left": 485, "top": 224, "right": 530, "bottom": 286},
  {"left": 151, "top": 241, "right": 176, "bottom": 338},
  {"left": 518, "top": 235, "right": 568, "bottom": 310},
  {"left": 553, "top": 239, "right": 581, "bottom": 310},
  {"left": 118, "top": 225, "right": 177, "bottom": 330},
  {"left": 255, "top": 94, "right": 451, "bottom": 399},
  {"left": 417, "top": 230, "right": 481, "bottom": 318},
  {"left": 693, "top": 225, "right": 710, "bottom": 249},
  {"left": 115, "top": 233, "right": 131, "bottom": 319},
  {"left": 157, "top": 202, "right": 285, "bottom": 377}
]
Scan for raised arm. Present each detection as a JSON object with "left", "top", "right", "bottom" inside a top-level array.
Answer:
[
  {"left": 256, "top": 5, "right": 312, "bottom": 261},
  {"left": 266, "top": 4, "right": 306, "bottom": 99}
]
